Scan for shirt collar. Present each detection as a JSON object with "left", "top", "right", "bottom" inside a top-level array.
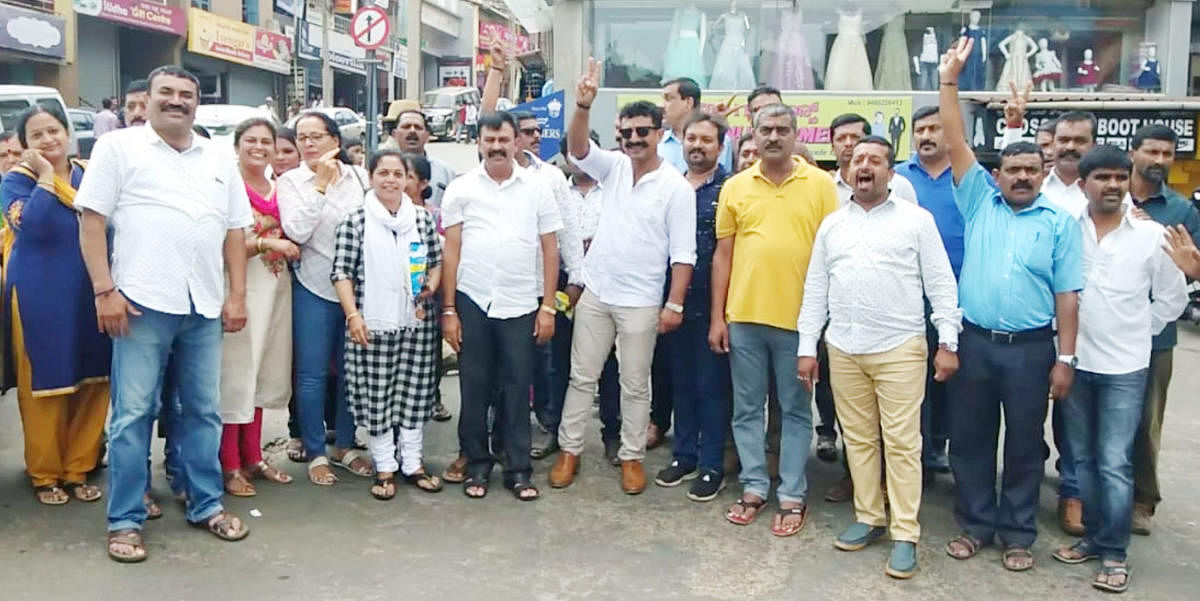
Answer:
[
  {"left": 847, "top": 192, "right": 900, "bottom": 213},
  {"left": 1046, "top": 167, "right": 1080, "bottom": 190},
  {"left": 661, "top": 129, "right": 682, "bottom": 145},
  {"left": 473, "top": 161, "right": 526, "bottom": 188},
  {"left": 689, "top": 165, "right": 728, "bottom": 189},
  {"left": 144, "top": 125, "right": 203, "bottom": 154},
  {"left": 1130, "top": 182, "right": 1172, "bottom": 205},
  {"left": 752, "top": 156, "right": 809, "bottom": 185}
]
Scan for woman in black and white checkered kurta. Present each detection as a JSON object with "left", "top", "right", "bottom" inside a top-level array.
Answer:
[{"left": 331, "top": 204, "right": 442, "bottom": 470}]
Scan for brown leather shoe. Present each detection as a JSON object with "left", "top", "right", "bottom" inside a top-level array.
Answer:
[
  {"left": 621, "top": 460, "right": 646, "bottom": 494},
  {"left": 1059, "top": 497, "right": 1085, "bottom": 536},
  {"left": 549, "top": 452, "right": 580, "bottom": 489}
]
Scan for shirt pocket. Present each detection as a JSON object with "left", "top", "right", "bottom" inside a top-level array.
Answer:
[{"left": 1015, "top": 221, "right": 1055, "bottom": 278}]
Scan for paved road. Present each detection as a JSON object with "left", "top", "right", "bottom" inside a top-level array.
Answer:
[{"left": 2, "top": 143, "right": 1199, "bottom": 600}]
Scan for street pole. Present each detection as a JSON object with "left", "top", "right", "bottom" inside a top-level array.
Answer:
[
  {"left": 406, "top": 0, "right": 421, "bottom": 98},
  {"left": 321, "top": 0, "right": 333, "bottom": 107},
  {"left": 366, "top": 49, "right": 378, "bottom": 157}
]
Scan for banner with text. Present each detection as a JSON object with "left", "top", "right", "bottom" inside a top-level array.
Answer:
[
  {"left": 616, "top": 93, "right": 912, "bottom": 162},
  {"left": 514, "top": 90, "right": 565, "bottom": 163},
  {"left": 188, "top": 8, "right": 292, "bottom": 74},
  {"left": 74, "top": 0, "right": 185, "bottom": 37},
  {"left": 979, "top": 107, "right": 1199, "bottom": 157}
]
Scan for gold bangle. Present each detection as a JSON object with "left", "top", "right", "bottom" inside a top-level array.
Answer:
[
  {"left": 345, "top": 312, "right": 361, "bottom": 325},
  {"left": 256, "top": 238, "right": 265, "bottom": 254}
]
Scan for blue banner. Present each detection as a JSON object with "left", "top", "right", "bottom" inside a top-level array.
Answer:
[{"left": 513, "top": 90, "right": 564, "bottom": 163}]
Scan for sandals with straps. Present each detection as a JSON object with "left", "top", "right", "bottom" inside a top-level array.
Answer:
[
  {"left": 725, "top": 496, "right": 768, "bottom": 526},
  {"left": 1002, "top": 546, "right": 1035, "bottom": 572},
  {"left": 507, "top": 478, "right": 540, "bottom": 502},
  {"left": 35, "top": 485, "right": 69, "bottom": 506},
  {"left": 308, "top": 456, "right": 338, "bottom": 486},
  {"left": 107, "top": 529, "right": 148, "bottom": 563},
  {"left": 404, "top": 468, "right": 443, "bottom": 493},
  {"left": 249, "top": 461, "right": 294, "bottom": 484},
  {"left": 1094, "top": 563, "right": 1131, "bottom": 593},
  {"left": 192, "top": 511, "right": 249, "bottom": 542},
  {"left": 463, "top": 476, "right": 488, "bottom": 499},
  {"left": 223, "top": 470, "right": 257, "bottom": 497},
  {"left": 1053, "top": 541, "right": 1100, "bottom": 565},
  {"left": 945, "top": 533, "right": 983, "bottom": 560},
  {"left": 332, "top": 449, "right": 375, "bottom": 478},
  {"left": 371, "top": 476, "right": 396, "bottom": 501},
  {"left": 63, "top": 482, "right": 103, "bottom": 502}
]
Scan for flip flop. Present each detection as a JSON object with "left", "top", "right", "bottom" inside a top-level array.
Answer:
[
  {"left": 725, "top": 496, "right": 768, "bottom": 526},
  {"left": 770, "top": 505, "right": 808, "bottom": 537}
]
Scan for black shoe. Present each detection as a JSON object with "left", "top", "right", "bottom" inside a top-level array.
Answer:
[
  {"left": 816, "top": 435, "right": 838, "bottom": 462},
  {"left": 655, "top": 460, "right": 699, "bottom": 487},
  {"left": 431, "top": 401, "right": 452, "bottom": 422},
  {"left": 924, "top": 450, "right": 951, "bottom": 473},
  {"left": 530, "top": 424, "right": 559, "bottom": 459},
  {"left": 603, "top": 439, "right": 621, "bottom": 467},
  {"left": 687, "top": 470, "right": 725, "bottom": 502}
]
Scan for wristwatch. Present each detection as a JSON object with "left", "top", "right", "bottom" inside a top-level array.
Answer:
[
  {"left": 1056, "top": 354, "right": 1078, "bottom": 368},
  {"left": 938, "top": 342, "right": 958, "bottom": 353},
  {"left": 664, "top": 301, "right": 684, "bottom": 314}
]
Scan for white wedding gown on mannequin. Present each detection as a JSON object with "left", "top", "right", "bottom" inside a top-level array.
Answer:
[
  {"left": 709, "top": 12, "right": 757, "bottom": 89},
  {"left": 824, "top": 10, "right": 873, "bottom": 90}
]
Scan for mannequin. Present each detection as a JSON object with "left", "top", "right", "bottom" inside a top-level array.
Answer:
[
  {"left": 1076, "top": 48, "right": 1100, "bottom": 92},
  {"left": 1032, "top": 38, "right": 1063, "bottom": 92},
  {"left": 995, "top": 26, "right": 1036, "bottom": 92},
  {"left": 959, "top": 10, "right": 987, "bottom": 91},
  {"left": 708, "top": 0, "right": 756, "bottom": 89},
  {"left": 825, "top": 7, "right": 873, "bottom": 91},
  {"left": 767, "top": 1, "right": 813, "bottom": 90},
  {"left": 913, "top": 27, "right": 939, "bottom": 91},
  {"left": 874, "top": 14, "right": 911, "bottom": 90},
  {"left": 1136, "top": 45, "right": 1161, "bottom": 92},
  {"left": 661, "top": 3, "right": 708, "bottom": 86}
]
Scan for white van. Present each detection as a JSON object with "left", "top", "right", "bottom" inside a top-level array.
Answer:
[{"left": 0, "top": 85, "right": 79, "bottom": 156}]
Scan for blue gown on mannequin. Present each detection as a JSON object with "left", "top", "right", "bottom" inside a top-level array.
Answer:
[
  {"left": 960, "top": 27, "right": 987, "bottom": 91},
  {"left": 662, "top": 5, "right": 707, "bottom": 86}
]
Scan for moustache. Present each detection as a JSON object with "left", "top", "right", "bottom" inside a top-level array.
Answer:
[
  {"left": 1057, "top": 149, "right": 1081, "bottom": 161},
  {"left": 625, "top": 141, "right": 648, "bottom": 149},
  {"left": 1011, "top": 181, "right": 1034, "bottom": 191},
  {"left": 487, "top": 150, "right": 507, "bottom": 158},
  {"left": 919, "top": 141, "right": 937, "bottom": 149},
  {"left": 405, "top": 134, "right": 420, "bottom": 141},
  {"left": 162, "top": 104, "right": 189, "bottom": 114}
]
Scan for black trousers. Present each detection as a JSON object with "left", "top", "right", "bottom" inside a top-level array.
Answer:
[
  {"left": 650, "top": 334, "right": 673, "bottom": 432},
  {"left": 948, "top": 325, "right": 1054, "bottom": 549},
  {"left": 456, "top": 292, "right": 534, "bottom": 483}
]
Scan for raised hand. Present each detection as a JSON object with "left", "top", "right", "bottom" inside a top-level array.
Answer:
[
  {"left": 938, "top": 36, "right": 974, "bottom": 82},
  {"left": 1163, "top": 224, "right": 1200, "bottom": 279},
  {"left": 710, "top": 93, "right": 743, "bottom": 118},
  {"left": 489, "top": 42, "right": 508, "bottom": 72},
  {"left": 576, "top": 56, "right": 602, "bottom": 108},
  {"left": 1003, "top": 81, "right": 1033, "bottom": 128},
  {"left": 21, "top": 149, "right": 53, "bottom": 179}
]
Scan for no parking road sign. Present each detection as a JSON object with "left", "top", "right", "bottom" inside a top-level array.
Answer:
[{"left": 350, "top": 5, "right": 390, "bottom": 51}]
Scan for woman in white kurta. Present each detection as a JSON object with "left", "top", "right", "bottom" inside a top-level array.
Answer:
[{"left": 219, "top": 118, "right": 299, "bottom": 497}]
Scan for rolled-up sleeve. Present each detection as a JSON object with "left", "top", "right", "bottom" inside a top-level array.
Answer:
[
  {"left": 569, "top": 140, "right": 621, "bottom": 186},
  {"left": 666, "top": 180, "right": 697, "bottom": 266},
  {"left": 330, "top": 213, "right": 358, "bottom": 283}
]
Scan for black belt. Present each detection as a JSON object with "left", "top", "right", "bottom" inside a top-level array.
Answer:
[{"left": 964, "top": 321, "right": 1054, "bottom": 344}]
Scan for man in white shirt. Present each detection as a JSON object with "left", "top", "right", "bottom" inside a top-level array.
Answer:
[
  {"left": 1040, "top": 111, "right": 1096, "bottom": 220},
  {"left": 76, "top": 65, "right": 252, "bottom": 563},
  {"left": 381, "top": 103, "right": 455, "bottom": 210},
  {"left": 440, "top": 111, "right": 561, "bottom": 502},
  {"left": 93, "top": 97, "right": 120, "bottom": 138},
  {"left": 830, "top": 113, "right": 918, "bottom": 206},
  {"left": 797, "top": 137, "right": 961, "bottom": 579},
  {"left": 550, "top": 61, "right": 696, "bottom": 495},
  {"left": 1049, "top": 145, "right": 1185, "bottom": 594}
]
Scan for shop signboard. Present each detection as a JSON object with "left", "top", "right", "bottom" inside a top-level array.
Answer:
[
  {"left": 616, "top": 92, "right": 912, "bottom": 162},
  {"left": 513, "top": 90, "right": 564, "bottom": 162},
  {"left": 0, "top": 3, "right": 66, "bottom": 60},
  {"left": 74, "top": 0, "right": 186, "bottom": 37},
  {"left": 188, "top": 9, "right": 294, "bottom": 75},
  {"left": 980, "top": 107, "right": 1198, "bottom": 156},
  {"left": 478, "top": 22, "right": 532, "bottom": 55},
  {"left": 298, "top": 21, "right": 367, "bottom": 76}
]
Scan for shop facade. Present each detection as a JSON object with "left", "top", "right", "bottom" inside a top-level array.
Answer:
[
  {"left": 184, "top": 6, "right": 292, "bottom": 106},
  {"left": 0, "top": 1, "right": 68, "bottom": 91}
]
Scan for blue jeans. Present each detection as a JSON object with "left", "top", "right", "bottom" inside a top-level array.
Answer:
[
  {"left": 728, "top": 322, "right": 813, "bottom": 503},
  {"left": 1053, "top": 400, "right": 1078, "bottom": 499},
  {"left": 1063, "top": 369, "right": 1147, "bottom": 562},
  {"left": 533, "top": 311, "right": 572, "bottom": 430},
  {"left": 107, "top": 305, "right": 225, "bottom": 531},
  {"left": 292, "top": 281, "right": 356, "bottom": 459},
  {"left": 156, "top": 360, "right": 187, "bottom": 496},
  {"left": 668, "top": 317, "right": 730, "bottom": 472}
]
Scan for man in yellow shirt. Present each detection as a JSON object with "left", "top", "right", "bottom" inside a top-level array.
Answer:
[{"left": 710, "top": 103, "right": 839, "bottom": 537}]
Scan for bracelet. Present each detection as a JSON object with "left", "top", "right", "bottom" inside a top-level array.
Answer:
[
  {"left": 94, "top": 286, "right": 116, "bottom": 298},
  {"left": 940, "top": 82, "right": 958, "bottom": 87},
  {"left": 256, "top": 238, "right": 265, "bottom": 254},
  {"left": 314, "top": 186, "right": 326, "bottom": 195},
  {"left": 539, "top": 304, "right": 556, "bottom": 315},
  {"left": 345, "top": 312, "right": 361, "bottom": 325},
  {"left": 442, "top": 309, "right": 458, "bottom": 316},
  {"left": 576, "top": 102, "right": 592, "bottom": 110}
]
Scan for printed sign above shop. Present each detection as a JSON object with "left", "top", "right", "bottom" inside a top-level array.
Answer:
[
  {"left": 74, "top": 0, "right": 186, "bottom": 37},
  {"left": 0, "top": 3, "right": 66, "bottom": 60},
  {"left": 617, "top": 92, "right": 912, "bottom": 162},
  {"left": 187, "top": 8, "right": 293, "bottom": 75},
  {"left": 979, "top": 107, "right": 1198, "bottom": 156},
  {"left": 478, "top": 22, "right": 532, "bottom": 55}
]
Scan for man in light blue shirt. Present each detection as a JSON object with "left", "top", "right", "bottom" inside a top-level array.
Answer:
[
  {"left": 658, "top": 78, "right": 733, "bottom": 173},
  {"left": 938, "top": 38, "right": 1083, "bottom": 571}
]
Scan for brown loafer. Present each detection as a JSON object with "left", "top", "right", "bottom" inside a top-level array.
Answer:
[
  {"left": 621, "top": 460, "right": 646, "bottom": 495},
  {"left": 1059, "top": 497, "right": 1085, "bottom": 536},
  {"left": 549, "top": 452, "right": 580, "bottom": 488}
]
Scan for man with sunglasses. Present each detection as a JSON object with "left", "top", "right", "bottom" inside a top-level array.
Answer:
[{"left": 549, "top": 59, "right": 696, "bottom": 495}]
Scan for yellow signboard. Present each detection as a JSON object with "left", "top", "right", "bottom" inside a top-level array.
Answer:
[
  {"left": 616, "top": 93, "right": 913, "bottom": 162},
  {"left": 188, "top": 8, "right": 255, "bottom": 66}
]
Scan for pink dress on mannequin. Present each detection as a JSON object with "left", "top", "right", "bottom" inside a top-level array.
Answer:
[{"left": 768, "top": 9, "right": 813, "bottom": 90}]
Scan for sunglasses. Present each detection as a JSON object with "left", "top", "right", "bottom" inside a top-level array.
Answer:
[
  {"left": 619, "top": 126, "right": 658, "bottom": 140},
  {"left": 520, "top": 127, "right": 541, "bottom": 136}
]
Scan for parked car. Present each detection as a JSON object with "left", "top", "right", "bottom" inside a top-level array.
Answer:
[
  {"left": 195, "top": 104, "right": 277, "bottom": 147},
  {"left": 0, "top": 85, "right": 79, "bottom": 156},
  {"left": 67, "top": 109, "right": 95, "bottom": 159},
  {"left": 286, "top": 107, "right": 366, "bottom": 142},
  {"left": 421, "top": 87, "right": 481, "bottom": 140}
]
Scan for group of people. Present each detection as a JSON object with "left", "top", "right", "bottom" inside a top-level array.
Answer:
[{"left": 0, "top": 37, "right": 1193, "bottom": 593}]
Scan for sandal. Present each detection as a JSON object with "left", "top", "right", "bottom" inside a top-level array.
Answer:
[
  {"left": 1002, "top": 546, "right": 1035, "bottom": 572},
  {"left": 463, "top": 476, "right": 488, "bottom": 499},
  {"left": 192, "top": 511, "right": 249, "bottom": 542},
  {"left": 331, "top": 449, "right": 375, "bottom": 478},
  {"left": 63, "top": 481, "right": 103, "bottom": 502},
  {"left": 507, "top": 479, "right": 540, "bottom": 502},
  {"left": 725, "top": 495, "right": 768, "bottom": 526},
  {"left": 371, "top": 475, "right": 396, "bottom": 501},
  {"left": 307, "top": 456, "right": 338, "bottom": 486},
  {"left": 442, "top": 455, "right": 468, "bottom": 484},
  {"left": 945, "top": 533, "right": 983, "bottom": 560},
  {"left": 770, "top": 504, "right": 808, "bottom": 537},
  {"left": 1053, "top": 541, "right": 1100, "bottom": 565},
  {"left": 404, "top": 468, "right": 443, "bottom": 493},
  {"left": 223, "top": 470, "right": 257, "bottom": 497},
  {"left": 249, "top": 461, "right": 294, "bottom": 484},
  {"left": 144, "top": 494, "right": 163, "bottom": 520},
  {"left": 432, "top": 402, "right": 452, "bottom": 422},
  {"left": 107, "top": 529, "right": 148, "bottom": 563},
  {"left": 286, "top": 438, "right": 307, "bottom": 463},
  {"left": 1093, "top": 562, "right": 1131, "bottom": 593},
  {"left": 35, "top": 485, "right": 69, "bottom": 506}
]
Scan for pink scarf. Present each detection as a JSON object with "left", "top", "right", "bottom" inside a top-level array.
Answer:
[{"left": 246, "top": 182, "right": 279, "bottom": 220}]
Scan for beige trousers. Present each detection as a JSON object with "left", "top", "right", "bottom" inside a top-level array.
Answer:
[{"left": 826, "top": 335, "right": 927, "bottom": 542}]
